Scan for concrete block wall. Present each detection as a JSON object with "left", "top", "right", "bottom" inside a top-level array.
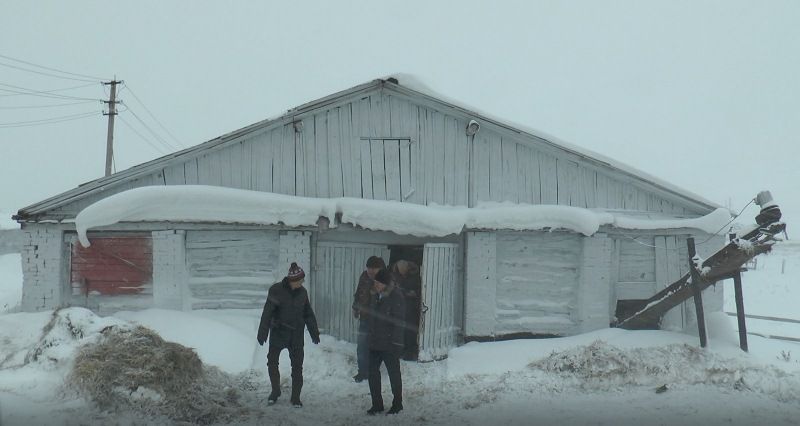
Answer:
[
  {"left": 20, "top": 224, "right": 64, "bottom": 311},
  {"left": 279, "top": 231, "right": 312, "bottom": 291},
  {"left": 152, "top": 230, "right": 187, "bottom": 310}
]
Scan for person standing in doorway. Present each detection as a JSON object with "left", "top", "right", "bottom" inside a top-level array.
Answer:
[
  {"left": 391, "top": 260, "right": 422, "bottom": 360},
  {"left": 351, "top": 255, "right": 386, "bottom": 382},
  {"left": 366, "top": 268, "right": 406, "bottom": 415},
  {"left": 257, "top": 262, "right": 320, "bottom": 407}
]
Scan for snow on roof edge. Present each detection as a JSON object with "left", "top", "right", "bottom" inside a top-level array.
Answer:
[{"left": 75, "top": 186, "right": 731, "bottom": 247}]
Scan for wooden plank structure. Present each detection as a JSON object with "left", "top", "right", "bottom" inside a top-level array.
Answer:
[
  {"left": 617, "top": 196, "right": 786, "bottom": 352},
  {"left": 16, "top": 77, "right": 769, "bottom": 355}
]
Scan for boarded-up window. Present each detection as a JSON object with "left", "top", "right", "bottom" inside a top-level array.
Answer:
[
  {"left": 70, "top": 235, "right": 153, "bottom": 296},
  {"left": 362, "top": 139, "right": 413, "bottom": 202},
  {"left": 615, "top": 237, "right": 657, "bottom": 301}
]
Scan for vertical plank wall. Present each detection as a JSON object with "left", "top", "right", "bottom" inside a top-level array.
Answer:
[
  {"left": 419, "top": 243, "right": 462, "bottom": 360},
  {"left": 43, "top": 90, "right": 702, "bottom": 220},
  {"left": 313, "top": 242, "right": 390, "bottom": 343}
]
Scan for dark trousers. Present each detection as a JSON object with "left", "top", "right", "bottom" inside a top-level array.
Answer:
[
  {"left": 267, "top": 344, "right": 304, "bottom": 399},
  {"left": 356, "top": 320, "right": 369, "bottom": 375},
  {"left": 368, "top": 350, "right": 402, "bottom": 409}
]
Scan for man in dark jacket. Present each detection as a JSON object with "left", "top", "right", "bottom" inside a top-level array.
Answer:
[
  {"left": 257, "top": 262, "right": 320, "bottom": 407},
  {"left": 351, "top": 256, "right": 386, "bottom": 382},
  {"left": 366, "top": 268, "right": 406, "bottom": 415}
]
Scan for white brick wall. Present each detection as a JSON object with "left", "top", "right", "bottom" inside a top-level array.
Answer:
[
  {"left": 464, "top": 231, "right": 497, "bottom": 338},
  {"left": 20, "top": 224, "right": 64, "bottom": 312},
  {"left": 279, "top": 231, "right": 311, "bottom": 290},
  {"left": 152, "top": 230, "right": 187, "bottom": 310}
]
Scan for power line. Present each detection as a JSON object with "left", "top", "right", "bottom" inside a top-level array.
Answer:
[
  {"left": 122, "top": 103, "right": 180, "bottom": 152},
  {"left": 123, "top": 84, "right": 184, "bottom": 149},
  {"left": 0, "top": 110, "right": 100, "bottom": 128},
  {"left": 0, "top": 100, "right": 98, "bottom": 110},
  {"left": 0, "top": 60, "right": 101, "bottom": 83},
  {"left": 0, "top": 82, "right": 97, "bottom": 97},
  {"left": 0, "top": 53, "right": 108, "bottom": 82},
  {"left": 118, "top": 115, "right": 169, "bottom": 155},
  {"left": 0, "top": 82, "right": 103, "bottom": 101}
]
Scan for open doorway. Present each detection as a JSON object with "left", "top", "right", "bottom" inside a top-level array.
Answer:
[{"left": 388, "top": 245, "right": 423, "bottom": 361}]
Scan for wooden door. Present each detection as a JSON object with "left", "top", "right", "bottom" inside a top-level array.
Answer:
[
  {"left": 70, "top": 234, "right": 153, "bottom": 299},
  {"left": 419, "top": 243, "right": 461, "bottom": 360},
  {"left": 313, "top": 242, "right": 389, "bottom": 343}
]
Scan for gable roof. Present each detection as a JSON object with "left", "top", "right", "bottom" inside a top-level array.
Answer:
[{"left": 16, "top": 77, "right": 719, "bottom": 221}]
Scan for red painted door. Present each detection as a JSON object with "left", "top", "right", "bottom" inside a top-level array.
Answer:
[{"left": 70, "top": 235, "right": 153, "bottom": 296}]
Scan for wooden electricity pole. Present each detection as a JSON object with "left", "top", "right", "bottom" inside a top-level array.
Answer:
[{"left": 103, "top": 79, "right": 121, "bottom": 177}]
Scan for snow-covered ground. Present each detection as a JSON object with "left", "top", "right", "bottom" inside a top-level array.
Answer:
[
  {"left": 0, "top": 254, "right": 22, "bottom": 313},
  {"left": 1, "top": 240, "right": 799, "bottom": 425}
]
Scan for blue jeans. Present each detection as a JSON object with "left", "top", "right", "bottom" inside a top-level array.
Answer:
[{"left": 357, "top": 319, "right": 369, "bottom": 376}]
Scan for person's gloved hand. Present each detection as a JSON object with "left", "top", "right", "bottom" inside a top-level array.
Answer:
[
  {"left": 257, "top": 338, "right": 265, "bottom": 346},
  {"left": 312, "top": 336, "right": 320, "bottom": 345}
]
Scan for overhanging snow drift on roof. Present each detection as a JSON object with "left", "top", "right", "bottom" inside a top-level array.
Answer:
[{"left": 75, "top": 186, "right": 731, "bottom": 247}]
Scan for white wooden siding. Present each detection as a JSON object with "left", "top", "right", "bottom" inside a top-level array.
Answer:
[
  {"left": 419, "top": 243, "right": 461, "bottom": 360},
  {"left": 495, "top": 231, "right": 581, "bottom": 335},
  {"left": 47, "top": 90, "right": 700, "bottom": 219},
  {"left": 615, "top": 237, "right": 657, "bottom": 300},
  {"left": 313, "top": 242, "right": 389, "bottom": 343},
  {"left": 185, "top": 230, "right": 280, "bottom": 309}
]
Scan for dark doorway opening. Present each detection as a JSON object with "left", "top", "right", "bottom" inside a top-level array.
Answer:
[
  {"left": 615, "top": 300, "right": 660, "bottom": 329},
  {"left": 388, "top": 245, "right": 423, "bottom": 360}
]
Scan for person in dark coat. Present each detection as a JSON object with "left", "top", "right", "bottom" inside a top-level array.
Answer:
[
  {"left": 366, "top": 268, "right": 406, "bottom": 415},
  {"left": 390, "top": 260, "right": 421, "bottom": 360},
  {"left": 257, "top": 262, "right": 320, "bottom": 407},
  {"left": 351, "top": 256, "right": 386, "bottom": 382}
]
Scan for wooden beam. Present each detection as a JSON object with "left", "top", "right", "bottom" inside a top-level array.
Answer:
[
  {"left": 732, "top": 270, "right": 748, "bottom": 352},
  {"left": 687, "top": 237, "right": 708, "bottom": 348}
]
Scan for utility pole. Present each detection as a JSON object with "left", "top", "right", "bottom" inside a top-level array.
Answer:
[{"left": 103, "top": 79, "right": 122, "bottom": 177}]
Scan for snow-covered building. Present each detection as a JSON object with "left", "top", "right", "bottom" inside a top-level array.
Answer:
[{"left": 14, "top": 77, "right": 728, "bottom": 360}]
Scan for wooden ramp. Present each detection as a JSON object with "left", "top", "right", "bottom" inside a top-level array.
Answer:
[{"left": 616, "top": 221, "right": 785, "bottom": 330}]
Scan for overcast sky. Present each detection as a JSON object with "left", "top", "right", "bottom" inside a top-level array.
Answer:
[{"left": 2, "top": 1, "right": 798, "bottom": 230}]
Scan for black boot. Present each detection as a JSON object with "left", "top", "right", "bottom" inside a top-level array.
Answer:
[
  {"left": 367, "top": 405, "right": 384, "bottom": 415},
  {"left": 290, "top": 375, "right": 303, "bottom": 407},
  {"left": 386, "top": 402, "right": 403, "bottom": 415},
  {"left": 267, "top": 364, "right": 281, "bottom": 404}
]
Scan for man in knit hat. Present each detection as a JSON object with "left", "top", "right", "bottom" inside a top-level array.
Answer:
[{"left": 257, "top": 262, "right": 320, "bottom": 407}]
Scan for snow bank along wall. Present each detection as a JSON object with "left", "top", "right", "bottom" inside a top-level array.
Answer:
[{"left": 13, "top": 78, "right": 725, "bottom": 356}]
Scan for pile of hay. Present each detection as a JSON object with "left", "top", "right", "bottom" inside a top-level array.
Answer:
[{"left": 69, "top": 325, "right": 253, "bottom": 424}]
